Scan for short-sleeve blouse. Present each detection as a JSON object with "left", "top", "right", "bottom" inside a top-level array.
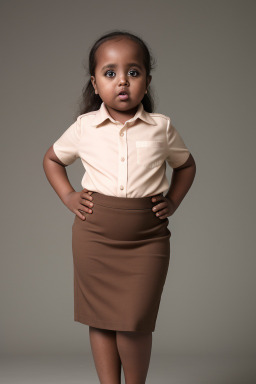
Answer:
[{"left": 53, "top": 101, "right": 190, "bottom": 198}]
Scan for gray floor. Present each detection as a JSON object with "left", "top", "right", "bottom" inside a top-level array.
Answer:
[{"left": 1, "top": 354, "right": 256, "bottom": 384}]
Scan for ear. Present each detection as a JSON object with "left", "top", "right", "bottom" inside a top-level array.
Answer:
[
  {"left": 91, "top": 76, "right": 98, "bottom": 94},
  {"left": 146, "top": 75, "right": 152, "bottom": 88}
]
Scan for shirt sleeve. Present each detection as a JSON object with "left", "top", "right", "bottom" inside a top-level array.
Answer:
[
  {"left": 165, "top": 118, "right": 190, "bottom": 168},
  {"left": 53, "top": 117, "right": 82, "bottom": 165}
]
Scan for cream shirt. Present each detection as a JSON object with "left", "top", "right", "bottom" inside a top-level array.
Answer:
[{"left": 53, "top": 101, "right": 191, "bottom": 198}]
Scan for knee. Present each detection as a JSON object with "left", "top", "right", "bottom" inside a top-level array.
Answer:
[
  {"left": 116, "top": 330, "right": 152, "bottom": 336},
  {"left": 89, "top": 326, "right": 116, "bottom": 334}
]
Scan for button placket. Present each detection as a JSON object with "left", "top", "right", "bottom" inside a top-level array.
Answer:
[{"left": 118, "top": 124, "right": 128, "bottom": 197}]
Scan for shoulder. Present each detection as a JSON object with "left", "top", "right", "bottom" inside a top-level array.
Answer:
[
  {"left": 146, "top": 111, "right": 171, "bottom": 127},
  {"left": 76, "top": 110, "right": 98, "bottom": 123},
  {"left": 149, "top": 111, "right": 170, "bottom": 120},
  {"left": 62, "top": 111, "right": 98, "bottom": 138},
  {"left": 72, "top": 110, "right": 99, "bottom": 133}
]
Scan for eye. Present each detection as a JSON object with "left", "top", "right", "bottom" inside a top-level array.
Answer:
[
  {"left": 128, "top": 69, "right": 140, "bottom": 77},
  {"left": 105, "top": 70, "right": 115, "bottom": 77},
  {"left": 104, "top": 69, "right": 140, "bottom": 78}
]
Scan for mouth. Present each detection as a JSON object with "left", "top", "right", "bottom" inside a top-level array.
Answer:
[{"left": 118, "top": 91, "right": 129, "bottom": 100}]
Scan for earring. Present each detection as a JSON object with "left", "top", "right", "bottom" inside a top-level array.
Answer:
[{"left": 145, "top": 89, "right": 148, "bottom": 94}]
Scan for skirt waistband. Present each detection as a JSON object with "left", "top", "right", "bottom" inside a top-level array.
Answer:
[{"left": 90, "top": 191, "right": 164, "bottom": 210}]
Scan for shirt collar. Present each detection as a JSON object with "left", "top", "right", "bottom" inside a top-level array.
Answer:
[{"left": 91, "top": 101, "right": 157, "bottom": 127}]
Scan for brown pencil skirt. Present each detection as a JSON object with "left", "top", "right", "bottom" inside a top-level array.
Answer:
[{"left": 72, "top": 191, "right": 171, "bottom": 333}]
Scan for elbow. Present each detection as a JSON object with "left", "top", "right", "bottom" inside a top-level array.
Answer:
[
  {"left": 187, "top": 153, "right": 197, "bottom": 174},
  {"left": 42, "top": 146, "right": 52, "bottom": 171},
  {"left": 42, "top": 152, "right": 49, "bottom": 173}
]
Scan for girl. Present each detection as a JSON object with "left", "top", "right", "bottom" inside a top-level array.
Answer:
[{"left": 43, "top": 30, "right": 196, "bottom": 384}]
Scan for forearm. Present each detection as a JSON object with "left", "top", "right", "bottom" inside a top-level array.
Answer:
[
  {"left": 43, "top": 155, "right": 75, "bottom": 205},
  {"left": 165, "top": 163, "right": 196, "bottom": 213}
]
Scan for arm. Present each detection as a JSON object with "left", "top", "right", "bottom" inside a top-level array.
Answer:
[
  {"left": 162, "top": 119, "right": 196, "bottom": 215},
  {"left": 164, "top": 153, "right": 196, "bottom": 214},
  {"left": 43, "top": 145, "right": 75, "bottom": 202},
  {"left": 43, "top": 145, "right": 93, "bottom": 220},
  {"left": 152, "top": 153, "right": 196, "bottom": 218}
]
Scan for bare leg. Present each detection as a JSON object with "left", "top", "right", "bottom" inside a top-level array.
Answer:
[
  {"left": 89, "top": 326, "right": 122, "bottom": 384},
  {"left": 116, "top": 330, "right": 152, "bottom": 384}
]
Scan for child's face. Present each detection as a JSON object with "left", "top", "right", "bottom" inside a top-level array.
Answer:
[{"left": 91, "top": 37, "right": 151, "bottom": 117}]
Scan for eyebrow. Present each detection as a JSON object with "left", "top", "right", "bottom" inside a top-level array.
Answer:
[{"left": 101, "top": 63, "right": 143, "bottom": 71}]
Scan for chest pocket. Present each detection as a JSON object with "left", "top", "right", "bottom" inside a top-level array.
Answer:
[{"left": 136, "top": 141, "right": 165, "bottom": 169}]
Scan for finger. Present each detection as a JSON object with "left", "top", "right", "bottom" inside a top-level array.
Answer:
[
  {"left": 157, "top": 208, "right": 169, "bottom": 219},
  {"left": 80, "top": 193, "right": 92, "bottom": 202},
  {"left": 155, "top": 207, "right": 168, "bottom": 216},
  {"left": 83, "top": 189, "right": 93, "bottom": 196},
  {"left": 151, "top": 193, "right": 164, "bottom": 203},
  {"left": 79, "top": 203, "right": 92, "bottom": 213},
  {"left": 80, "top": 198, "right": 93, "bottom": 210},
  {"left": 75, "top": 209, "right": 86, "bottom": 220},
  {"left": 158, "top": 214, "right": 167, "bottom": 219},
  {"left": 152, "top": 202, "right": 166, "bottom": 213},
  {"left": 157, "top": 201, "right": 167, "bottom": 209},
  {"left": 156, "top": 211, "right": 166, "bottom": 219},
  {"left": 81, "top": 190, "right": 93, "bottom": 200}
]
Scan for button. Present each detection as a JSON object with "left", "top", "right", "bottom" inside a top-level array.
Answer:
[
  {"left": 120, "top": 132, "right": 124, "bottom": 136},
  {"left": 120, "top": 185, "right": 124, "bottom": 190},
  {"left": 121, "top": 157, "right": 125, "bottom": 162}
]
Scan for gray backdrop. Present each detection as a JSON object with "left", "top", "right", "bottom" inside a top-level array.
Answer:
[{"left": 1, "top": 0, "right": 255, "bottom": 359}]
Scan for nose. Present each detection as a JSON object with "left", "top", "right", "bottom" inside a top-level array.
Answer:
[{"left": 118, "top": 73, "right": 129, "bottom": 86}]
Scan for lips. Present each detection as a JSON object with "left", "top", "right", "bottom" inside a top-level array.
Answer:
[{"left": 118, "top": 90, "right": 129, "bottom": 100}]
